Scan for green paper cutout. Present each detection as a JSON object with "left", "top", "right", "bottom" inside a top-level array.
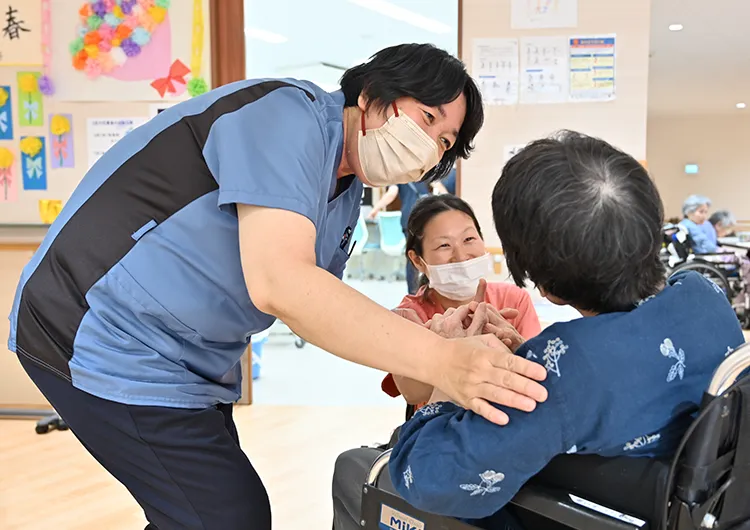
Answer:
[{"left": 17, "top": 72, "right": 43, "bottom": 127}]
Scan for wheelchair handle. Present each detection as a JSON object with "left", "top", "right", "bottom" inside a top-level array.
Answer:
[
  {"left": 366, "top": 449, "right": 393, "bottom": 487},
  {"left": 707, "top": 342, "right": 750, "bottom": 396}
]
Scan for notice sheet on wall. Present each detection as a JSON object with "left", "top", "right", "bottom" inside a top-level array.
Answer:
[
  {"left": 569, "top": 35, "right": 616, "bottom": 101},
  {"left": 511, "top": 0, "right": 577, "bottom": 29},
  {"left": 520, "top": 36, "right": 569, "bottom": 104},
  {"left": 87, "top": 117, "right": 148, "bottom": 169},
  {"left": 472, "top": 38, "right": 519, "bottom": 106}
]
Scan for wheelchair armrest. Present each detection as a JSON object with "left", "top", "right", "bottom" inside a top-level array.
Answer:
[
  {"left": 510, "top": 482, "right": 648, "bottom": 529},
  {"left": 509, "top": 454, "right": 668, "bottom": 530}
]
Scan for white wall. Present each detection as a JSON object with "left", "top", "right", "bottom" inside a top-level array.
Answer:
[
  {"left": 648, "top": 114, "right": 750, "bottom": 221},
  {"left": 461, "top": 0, "right": 652, "bottom": 248}
]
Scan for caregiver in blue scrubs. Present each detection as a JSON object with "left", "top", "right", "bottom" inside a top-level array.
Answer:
[{"left": 8, "top": 44, "right": 547, "bottom": 529}]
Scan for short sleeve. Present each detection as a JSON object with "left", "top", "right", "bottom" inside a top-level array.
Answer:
[
  {"left": 202, "top": 84, "right": 327, "bottom": 226},
  {"left": 381, "top": 294, "right": 436, "bottom": 398},
  {"left": 485, "top": 284, "right": 542, "bottom": 340}
]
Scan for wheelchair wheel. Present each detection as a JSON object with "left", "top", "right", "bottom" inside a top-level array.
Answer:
[{"left": 670, "top": 260, "right": 731, "bottom": 297}]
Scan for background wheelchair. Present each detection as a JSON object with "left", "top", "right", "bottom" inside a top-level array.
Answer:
[
  {"left": 662, "top": 224, "right": 749, "bottom": 329},
  {"left": 360, "top": 342, "right": 750, "bottom": 530}
]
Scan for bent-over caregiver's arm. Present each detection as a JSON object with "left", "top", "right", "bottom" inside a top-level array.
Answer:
[{"left": 237, "top": 205, "right": 548, "bottom": 425}]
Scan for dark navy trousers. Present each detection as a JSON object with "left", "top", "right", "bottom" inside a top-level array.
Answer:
[{"left": 18, "top": 354, "right": 270, "bottom": 530}]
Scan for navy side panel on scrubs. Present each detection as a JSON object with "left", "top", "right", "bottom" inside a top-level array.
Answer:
[{"left": 8, "top": 78, "right": 362, "bottom": 407}]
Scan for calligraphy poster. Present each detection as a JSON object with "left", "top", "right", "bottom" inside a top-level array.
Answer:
[
  {"left": 86, "top": 117, "right": 147, "bottom": 169},
  {"left": 0, "top": 1, "right": 42, "bottom": 65},
  {"left": 21, "top": 136, "right": 47, "bottom": 190},
  {"left": 0, "top": 85, "right": 13, "bottom": 140},
  {"left": 49, "top": 113, "right": 75, "bottom": 168},
  {"left": 17, "top": 71, "right": 43, "bottom": 126}
]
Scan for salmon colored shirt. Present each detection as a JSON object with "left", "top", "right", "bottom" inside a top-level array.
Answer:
[{"left": 381, "top": 282, "right": 542, "bottom": 400}]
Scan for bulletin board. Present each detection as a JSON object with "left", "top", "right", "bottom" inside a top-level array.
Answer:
[{"left": 0, "top": 0, "right": 211, "bottom": 226}]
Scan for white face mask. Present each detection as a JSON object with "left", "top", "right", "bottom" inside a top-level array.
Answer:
[
  {"left": 358, "top": 104, "right": 441, "bottom": 187},
  {"left": 425, "top": 253, "right": 493, "bottom": 301}
]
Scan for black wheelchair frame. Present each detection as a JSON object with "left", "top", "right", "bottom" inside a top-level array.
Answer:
[{"left": 360, "top": 343, "right": 750, "bottom": 530}]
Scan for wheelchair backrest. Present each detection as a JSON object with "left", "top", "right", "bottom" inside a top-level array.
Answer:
[
  {"left": 662, "top": 224, "right": 693, "bottom": 262},
  {"left": 667, "top": 342, "right": 750, "bottom": 529}
]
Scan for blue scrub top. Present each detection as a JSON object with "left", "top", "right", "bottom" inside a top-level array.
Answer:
[{"left": 8, "top": 79, "right": 362, "bottom": 408}]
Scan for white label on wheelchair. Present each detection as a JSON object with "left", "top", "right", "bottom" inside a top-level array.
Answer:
[
  {"left": 569, "top": 494, "right": 646, "bottom": 527},
  {"left": 379, "top": 504, "right": 425, "bottom": 530}
]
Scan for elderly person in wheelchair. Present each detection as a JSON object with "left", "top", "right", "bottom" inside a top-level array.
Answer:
[
  {"left": 663, "top": 199, "right": 749, "bottom": 329},
  {"left": 333, "top": 131, "right": 750, "bottom": 530}
]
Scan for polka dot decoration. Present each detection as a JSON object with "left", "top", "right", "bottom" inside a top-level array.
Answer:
[{"left": 71, "top": 0, "right": 171, "bottom": 79}]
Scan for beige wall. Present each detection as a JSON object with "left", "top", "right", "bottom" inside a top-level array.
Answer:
[
  {"left": 648, "top": 114, "right": 750, "bottom": 221},
  {"left": 461, "top": 0, "right": 652, "bottom": 247},
  {"left": 0, "top": 247, "right": 50, "bottom": 408}
]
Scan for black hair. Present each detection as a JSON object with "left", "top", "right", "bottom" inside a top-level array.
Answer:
[
  {"left": 405, "top": 194, "right": 484, "bottom": 291},
  {"left": 340, "top": 43, "right": 483, "bottom": 182},
  {"left": 492, "top": 130, "right": 665, "bottom": 314}
]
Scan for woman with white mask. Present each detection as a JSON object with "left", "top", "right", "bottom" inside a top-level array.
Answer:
[{"left": 381, "top": 194, "right": 542, "bottom": 408}]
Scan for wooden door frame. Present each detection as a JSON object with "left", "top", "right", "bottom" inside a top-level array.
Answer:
[{"left": 209, "top": 0, "right": 253, "bottom": 404}]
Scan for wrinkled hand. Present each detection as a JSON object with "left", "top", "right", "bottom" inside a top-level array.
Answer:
[
  {"left": 481, "top": 304, "right": 525, "bottom": 352},
  {"left": 424, "top": 304, "right": 486, "bottom": 339},
  {"left": 433, "top": 334, "right": 548, "bottom": 425}
]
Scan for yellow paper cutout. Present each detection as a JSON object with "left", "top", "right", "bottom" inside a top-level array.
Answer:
[
  {"left": 191, "top": 0, "right": 204, "bottom": 78},
  {"left": 39, "top": 199, "right": 62, "bottom": 224}
]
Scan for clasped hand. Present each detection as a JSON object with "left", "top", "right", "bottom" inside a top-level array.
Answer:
[
  {"left": 422, "top": 280, "right": 525, "bottom": 351},
  {"left": 394, "top": 280, "right": 547, "bottom": 425}
]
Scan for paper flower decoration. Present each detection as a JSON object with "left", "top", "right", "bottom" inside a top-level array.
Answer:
[
  {"left": 71, "top": 0, "right": 171, "bottom": 79},
  {"left": 20, "top": 136, "right": 43, "bottom": 158},
  {"left": 38, "top": 76, "right": 55, "bottom": 96},
  {"left": 19, "top": 73, "right": 39, "bottom": 94},
  {"left": 187, "top": 77, "right": 207, "bottom": 97},
  {"left": 50, "top": 115, "right": 71, "bottom": 136},
  {"left": 0, "top": 147, "right": 13, "bottom": 169},
  {"left": 0, "top": 87, "right": 8, "bottom": 108}
]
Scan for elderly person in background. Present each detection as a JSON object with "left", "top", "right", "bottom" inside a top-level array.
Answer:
[
  {"left": 710, "top": 210, "right": 737, "bottom": 240},
  {"left": 679, "top": 194, "right": 716, "bottom": 253}
]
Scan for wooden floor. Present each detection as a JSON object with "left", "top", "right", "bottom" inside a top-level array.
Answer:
[{"left": 0, "top": 405, "right": 402, "bottom": 530}]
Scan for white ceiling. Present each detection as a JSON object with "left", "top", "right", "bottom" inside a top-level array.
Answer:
[
  {"left": 243, "top": 0, "right": 749, "bottom": 116},
  {"left": 649, "top": 0, "right": 750, "bottom": 115},
  {"left": 243, "top": 0, "right": 458, "bottom": 92}
]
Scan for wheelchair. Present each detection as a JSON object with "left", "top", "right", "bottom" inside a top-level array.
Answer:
[
  {"left": 662, "top": 224, "right": 749, "bottom": 329},
  {"left": 360, "top": 342, "right": 750, "bottom": 530}
]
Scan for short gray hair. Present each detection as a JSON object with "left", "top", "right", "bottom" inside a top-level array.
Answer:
[
  {"left": 709, "top": 210, "right": 735, "bottom": 228},
  {"left": 682, "top": 194, "right": 711, "bottom": 216}
]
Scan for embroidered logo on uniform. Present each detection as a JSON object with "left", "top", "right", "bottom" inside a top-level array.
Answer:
[
  {"left": 460, "top": 470, "right": 505, "bottom": 496},
  {"left": 623, "top": 433, "right": 661, "bottom": 452},
  {"left": 525, "top": 350, "right": 538, "bottom": 360},
  {"left": 417, "top": 403, "right": 442, "bottom": 417},
  {"left": 403, "top": 465, "right": 414, "bottom": 489},
  {"left": 543, "top": 338, "right": 568, "bottom": 377},
  {"left": 660, "top": 338, "right": 686, "bottom": 382},
  {"left": 636, "top": 295, "right": 656, "bottom": 306},
  {"left": 709, "top": 280, "right": 724, "bottom": 295},
  {"left": 726, "top": 346, "right": 734, "bottom": 357}
]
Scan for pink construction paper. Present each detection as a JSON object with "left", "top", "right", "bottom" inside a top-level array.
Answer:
[{"left": 106, "top": 15, "right": 172, "bottom": 82}]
